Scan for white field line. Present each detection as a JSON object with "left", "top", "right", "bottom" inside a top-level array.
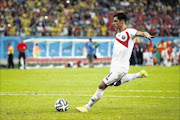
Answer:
[
  {"left": 0, "top": 90, "right": 179, "bottom": 93},
  {"left": 0, "top": 93, "right": 179, "bottom": 99}
]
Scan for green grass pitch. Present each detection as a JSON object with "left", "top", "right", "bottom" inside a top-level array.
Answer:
[{"left": 0, "top": 66, "right": 179, "bottom": 120}]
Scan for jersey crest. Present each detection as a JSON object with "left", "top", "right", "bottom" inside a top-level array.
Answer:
[{"left": 115, "top": 32, "right": 130, "bottom": 48}]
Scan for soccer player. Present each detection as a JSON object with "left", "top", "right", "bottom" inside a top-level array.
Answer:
[
  {"left": 76, "top": 13, "right": 154, "bottom": 112},
  {"left": 17, "top": 39, "right": 28, "bottom": 69}
]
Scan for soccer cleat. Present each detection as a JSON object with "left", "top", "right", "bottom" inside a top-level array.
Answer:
[
  {"left": 76, "top": 106, "right": 89, "bottom": 113},
  {"left": 139, "top": 70, "right": 148, "bottom": 78}
]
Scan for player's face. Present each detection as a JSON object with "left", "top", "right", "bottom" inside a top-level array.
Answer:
[{"left": 113, "top": 17, "right": 121, "bottom": 29}]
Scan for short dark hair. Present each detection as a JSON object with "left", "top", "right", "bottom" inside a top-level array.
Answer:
[{"left": 114, "top": 13, "right": 127, "bottom": 22}]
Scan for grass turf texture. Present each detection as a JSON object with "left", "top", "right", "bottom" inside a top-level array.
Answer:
[{"left": 0, "top": 66, "right": 179, "bottom": 120}]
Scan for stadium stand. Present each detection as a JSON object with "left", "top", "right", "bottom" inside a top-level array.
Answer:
[
  {"left": 0, "top": 0, "right": 179, "bottom": 37},
  {"left": 0, "top": 0, "right": 179, "bottom": 68}
]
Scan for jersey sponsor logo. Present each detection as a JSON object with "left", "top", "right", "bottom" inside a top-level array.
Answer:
[{"left": 115, "top": 32, "right": 130, "bottom": 48}]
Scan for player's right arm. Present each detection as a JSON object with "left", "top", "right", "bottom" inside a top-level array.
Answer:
[
  {"left": 136, "top": 31, "right": 154, "bottom": 40},
  {"left": 17, "top": 44, "right": 20, "bottom": 51},
  {"left": 17, "top": 43, "right": 23, "bottom": 51}
]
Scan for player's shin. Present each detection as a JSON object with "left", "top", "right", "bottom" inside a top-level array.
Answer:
[
  {"left": 121, "top": 70, "right": 148, "bottom": 84},
  {"left": 121, "top": 73, "right": 139, "bottom": 84},
  {"left": 86, "top": 88, "right": 104, "bottom": 110}
]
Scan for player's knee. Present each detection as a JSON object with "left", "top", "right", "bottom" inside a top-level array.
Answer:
[
  {"left": 98, "top": 85, "right": 105, "bottom": 90},
  {"left": 98, "top": 82, "right": 107, "bottom": 90}
]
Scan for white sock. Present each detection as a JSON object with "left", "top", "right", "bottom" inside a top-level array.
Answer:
[
  {"left": 86, "top": 88, "right": 104, "bottom": 110},
  {"left": 121, "top": 73, "right": 140, "bottom": 84}
]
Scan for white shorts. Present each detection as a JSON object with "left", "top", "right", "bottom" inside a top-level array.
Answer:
[{"left": 103, "top": 72, "right": 126, "bottom": 86}]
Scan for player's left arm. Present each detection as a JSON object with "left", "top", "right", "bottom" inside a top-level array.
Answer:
[
  {"left": 24, "top": 44, "right": 28, "bottom": 50},
  {"left": 136, "top": 31, "right": 154, "bottom": 40}
]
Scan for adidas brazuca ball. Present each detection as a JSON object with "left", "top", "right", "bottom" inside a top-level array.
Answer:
[{"left": 55, "top": 98, "right": 69, "bottom": 112}]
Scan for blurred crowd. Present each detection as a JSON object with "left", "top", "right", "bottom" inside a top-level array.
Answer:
[
  {"left": 0, "top": 0, "right": 179, "bottom": 37},
  {"left": 130, "top": 38, "right": 179, "bottom": 66}
]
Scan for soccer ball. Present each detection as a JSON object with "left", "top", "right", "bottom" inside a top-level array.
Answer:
[{"left": 55, "top": 98, "right": 69, "bottom": 112}]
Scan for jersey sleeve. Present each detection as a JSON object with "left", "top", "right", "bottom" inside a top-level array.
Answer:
[
  {"left": 17, "top": 44, "right": 20, "bottom": 50},
  {"left": 25, "top": 43, "right": 28, "bottom": 49},
  {"left": 128, "top": 28, "right": 138, "bottom": 37}
]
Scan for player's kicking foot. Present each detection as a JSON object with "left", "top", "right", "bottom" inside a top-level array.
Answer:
[
  {"left": 139, "top": 70, "right": 148, "bottom": 78},
  {"left": 76, "top": 106, "right": 89, "bottom": 112}
]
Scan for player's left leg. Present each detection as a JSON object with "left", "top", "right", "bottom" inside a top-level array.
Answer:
[
  {"left": 76, "top": 72, "right": 124, "bottom": 112},
  {"left": 8, "top": 55, "right": 10, "bottom": 68},
  {"left": 76, "top": 81, "right": 107, "bottom": 112},
  {"left": 12, "top": 54, "right": 14, "bottom": 68}
]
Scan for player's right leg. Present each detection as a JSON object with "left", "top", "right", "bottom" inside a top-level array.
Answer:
[
  {"left": 22, "top": 53, "right": 26, "bottom": 69},
  {"left": 18, "top": 53, "right": 21, "bottom": 69}
]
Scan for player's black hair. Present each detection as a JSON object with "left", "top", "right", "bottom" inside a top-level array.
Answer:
[{"left": 114, "top": 13, "right": 127, "bottom": 22}]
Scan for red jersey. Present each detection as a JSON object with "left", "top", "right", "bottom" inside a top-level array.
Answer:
[{"left": 17, "top": 43, "right": 28, "bottom": 52}]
